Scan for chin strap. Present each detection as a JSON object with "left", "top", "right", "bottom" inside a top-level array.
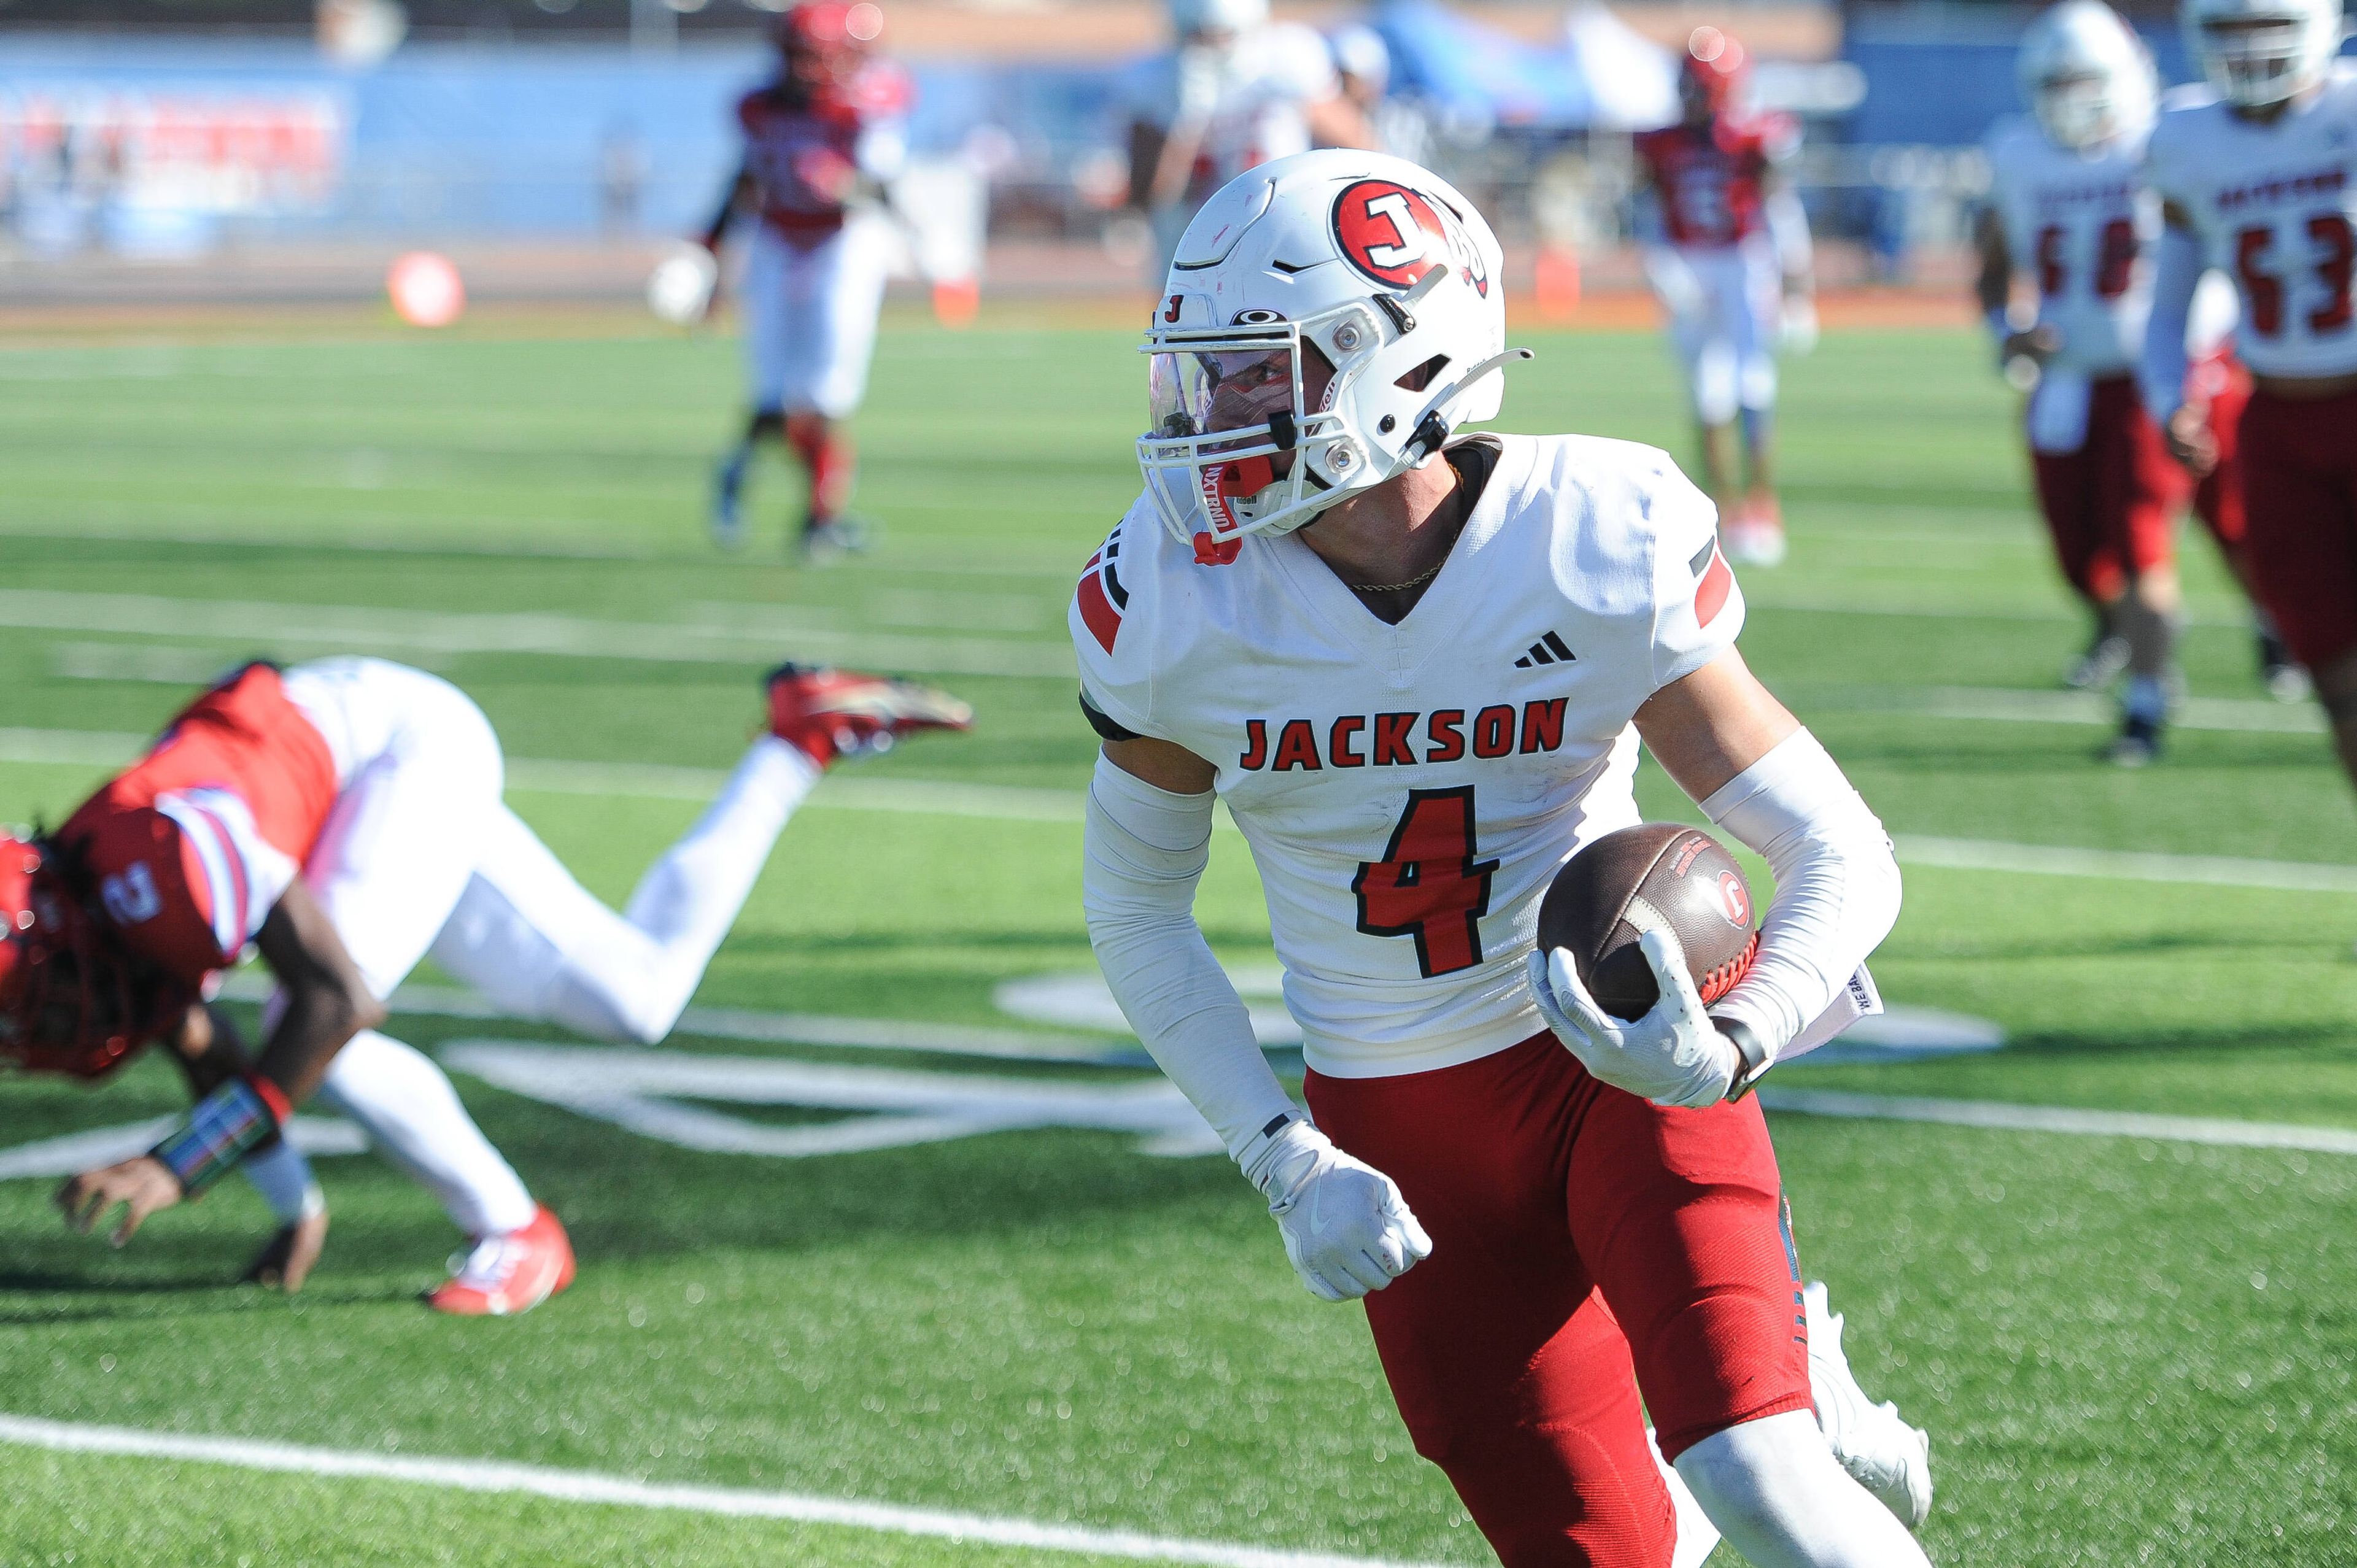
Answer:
[{"left": 1403, "top": 347, "right": 1535, "bottom": 463}]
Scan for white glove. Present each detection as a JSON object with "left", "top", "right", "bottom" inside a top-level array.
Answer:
[
  {"left": 1240, "top": 1120, "right": 1432, "bottom": 1302},
  {"left": 1526, "top": 928, "right": 1740, "bottom": 1109}
]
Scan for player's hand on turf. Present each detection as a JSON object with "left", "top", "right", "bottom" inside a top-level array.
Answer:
[
  {"left": 2165, "top": 404, "right": 2219, "bottom": 476},
  {"left": 1527, "top": 929, "right": 1739, "bottom": 1110},
  {"left": 1242, "top": 1121, "right": 1431, "bottom": 1302},
  {"left": 245, "top": 1208, "right": 330, "bottom": 1292},
  {"left": 56, "top": 1156, "right": 183, "bottom": 1246}
]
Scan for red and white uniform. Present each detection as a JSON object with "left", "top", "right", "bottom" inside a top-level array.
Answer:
[
  {"left": 2150, "top": 68, "right": 2357, "bottom": 666},
  {"left": 1985, "top": 114, "right": 2189, "bottom": 599},
  {"left": 735, "top": 68, "right": 911, "bottom": 418},
  {"left": 57, "top": 658, "right": 818, "bottom": 1237},
  {"left": 1635, "top": 115, "right": 1797, "bottom": 423},
  {"left": 1074, "top": 436, "right": 1808, "bottom": 1548}
]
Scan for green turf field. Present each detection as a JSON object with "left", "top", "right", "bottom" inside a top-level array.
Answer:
[{"left": 2, "top": 315, "right": 2354, "bottom": 1566}]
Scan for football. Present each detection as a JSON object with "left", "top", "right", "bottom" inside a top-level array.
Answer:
[{"left": 1535, "top": 823, "right": 1760, "bottom": 1021}]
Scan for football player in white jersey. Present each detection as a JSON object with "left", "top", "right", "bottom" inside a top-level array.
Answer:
[
  {"left": 1077, "top": 150, "right": 1933, "bottom": 1568},
  {"left": 1980, "top": 2, "right": 2193, "bottom": 762},
  {"left": 1123, "top": 0, "right": 1374, "bottom": 285},
  {"left": 2144, "top": 0, "right": 2357, "bottom": 795}
]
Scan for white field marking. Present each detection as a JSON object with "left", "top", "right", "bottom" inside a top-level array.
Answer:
[
  {"left": 0, "top": 589, "right": 1077, "bottom": 680},
  {"left": 211, "top": 973, "right": 1129, "bottom": 1064},
  {"left": 7, "top": 728, "right": 2356, "bottom": 893},
  {"left": 1741, "top": 590, "right": 2252, "bottom": 629},
  {"left": 0, "top": 1116, "right": 368, "bottom": 1180},
  {"left": 1802, "top": 684, "right": 2325, "bottom": 735},
  {"left": 0, "top": 1415, "right": 1442, "bottom": 1568},
  {"left": 1891, "top": 834, "right": 2357, "bottom": 895},
  {"left": 439, "top": 1040, "right": 1224, "bottom": 1159},
  {"left": 0, "top": 726, "right": 1093, "bottom": 825},
  {"left": 1758, "top": 1087, "right": 2357, "bottom": 1156}
]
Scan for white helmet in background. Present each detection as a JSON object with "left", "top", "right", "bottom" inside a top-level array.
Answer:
[
  {"left": 2182, "top": 0, "right": 2343, "bottom": 109},
  {"left": 1168, "top": 0, "right": 1266, "bottom": 38},
  {"left": 2019, "top": 1, "right": 2157, "bottom": 147},
  {"left": 1137, "top": 150, "right": 1525, "bottom": 561}
]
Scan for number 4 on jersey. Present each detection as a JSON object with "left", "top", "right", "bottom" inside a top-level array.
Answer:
[{"left": 1354, "top": 787, "right": 1500, "bottom": 977}]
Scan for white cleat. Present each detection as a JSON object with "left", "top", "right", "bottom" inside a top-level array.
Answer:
[{"left": 1805, "top": 1280, "right": 1933, "bottom": 1531}]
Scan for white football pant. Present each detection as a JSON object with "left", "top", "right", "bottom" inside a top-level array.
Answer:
[
  {"left": 1659, "top": 237, "right": 1782, "bottom": 428},
  {"left": 741, "top": 216, "right": 892, "bottom": 420},
  {"left": 279, "top": 658, "right": 818, "bottom": 1236}
]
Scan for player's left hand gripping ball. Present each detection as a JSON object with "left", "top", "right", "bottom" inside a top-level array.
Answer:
[
  {"left": 1528, "top": 929, "right": 1740, "bottom": 1108},
  {"left": 1244, "top": 1121, "right": 1432, "bottom": 1302}
]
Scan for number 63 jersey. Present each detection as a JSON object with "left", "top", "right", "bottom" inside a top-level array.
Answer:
[
  {"left": 2147, "top": 69, "right": 2357, "bottom": 379},
  {"left": 1072, "top": 434, "right": 1743, "bottom": 1080}
]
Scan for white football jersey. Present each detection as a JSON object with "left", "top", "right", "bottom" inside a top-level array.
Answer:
[
  {"left": 1072, "top": 434, "right": 1744, "bottom": 1080},
  {"left": 1984, "top": 114, "right": 2158, "bottom": 376},
  {"left": 2147, "top": 68, "right": 2357, "bottom": 379},
  {"left": 1122, "top": 23, "right": 1337, "bottom": 198}
]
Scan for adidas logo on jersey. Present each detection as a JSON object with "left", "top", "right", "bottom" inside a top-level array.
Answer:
[{"left": 1514, "top": 631, "right": 1576, "bottom": 670}]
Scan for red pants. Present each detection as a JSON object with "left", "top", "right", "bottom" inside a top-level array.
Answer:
[
  {"left": 2029, "top": 374, "right": 2189, "bottom": 603},
  {"left": 2242, "top": 386, "right": 2357, "bottom": 671},
  {"left": 1306, "top": 1034, "right": 1811, "bottom": 1568}
]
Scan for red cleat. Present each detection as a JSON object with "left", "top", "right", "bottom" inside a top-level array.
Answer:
[
  {"left": 765, "top": 663, "right": 973, "bottom": 768},
  {"left": 425, "top": 1204, "right": 575, "bottom": 1317}
]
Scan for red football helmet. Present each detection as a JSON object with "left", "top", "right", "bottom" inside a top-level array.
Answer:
[
  {"left": 0, "top": 833, "right": 176, "bottom": 1081},
  {"left": 1679, "top": 26, "right": 1750, "bottom": 121},
  {"left": 778, "top": 2, "right": 883, "bottom": 91}
]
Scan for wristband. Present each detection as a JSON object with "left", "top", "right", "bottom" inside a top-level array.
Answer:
[
  {"left": 151, "top": 1076, "right": 290, "bottom": 1197},
  {"left": 1714, "top": 1018, "right": 1775, "bottom": 1102}
]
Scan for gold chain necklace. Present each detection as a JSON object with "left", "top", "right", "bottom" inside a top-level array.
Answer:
[{"left": 1346, "top": 557, "right": 1447, "bottom": 595}]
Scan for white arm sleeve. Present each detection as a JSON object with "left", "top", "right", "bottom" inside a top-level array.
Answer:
[
  {"left": 2140, "top": 223, "right": 2201, "bottom": 427},
  {"left": 1700, "top": 730, "right": 1901, "bottom": 1059},
  {"left": 1083, "top": 754, "right": 1300, "bottom": 1166},
  {"left": 1765, "top": 186, "right": 1814, "bottom": 280}
]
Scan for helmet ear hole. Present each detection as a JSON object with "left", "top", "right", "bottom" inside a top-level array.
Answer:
[{"left": 1394, "top": 353, "right": 1450, "bottom": 393}]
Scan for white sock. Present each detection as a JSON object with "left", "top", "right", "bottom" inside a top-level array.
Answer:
[
  {"left": 241, "top": 1138, "right": 325, "bottom": 1226},
  {"left": 1674, "top": 1410, "right": 1931, "bottom": 1568},
  {"left": 314, "top": 1029, "right": 537, "bottom": 1237}
]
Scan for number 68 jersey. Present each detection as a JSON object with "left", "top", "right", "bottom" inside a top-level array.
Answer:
[
  {"left": 1983, "top": 114, "right": 2158, "bottom": 376},
  {"left": 2146, "top": 68, "right": 2357, "bottom": 379},
  {"left": 1072, "top": 434, "right": 1744, "bottom": 1081}
]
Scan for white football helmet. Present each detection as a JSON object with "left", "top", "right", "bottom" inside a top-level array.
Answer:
[
  {"left": 2018, "top": 1, "right": 2157, "bottom": 147},
  {"left": 2183, "top": 0, "right": 2343, "bottom": 109},
  {"left": 1169, "top": 0, "right": 1266, "bottom": 38},
  {"left": 1136, "top": 150, "right": 1522, "bottom": 563}
]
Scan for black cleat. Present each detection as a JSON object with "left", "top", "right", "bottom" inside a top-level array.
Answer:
[{"left": 2103, "top": 712, "right": 2163, "bottom": 767}]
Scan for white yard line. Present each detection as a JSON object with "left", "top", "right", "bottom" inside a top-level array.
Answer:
[
  {"left": 1802, "top": 684, "right": 2323, "bottom": 735},
  {"left": 0, "top": 589, "right": 1077, "bottom": 681},
  {"left": 0, "top": 1415, "right": 1444, "bottom": 1568},
  {"left": 7, "top": 725, "right": 2355, "bottom": 889},
  {"left": 1759, "top": 1087, "right": 2357, "bottom": 1156}
]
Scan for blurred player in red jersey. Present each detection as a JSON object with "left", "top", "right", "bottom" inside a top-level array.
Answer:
[
  {"left": 14, "top": 658, "right": 967, "bottom": 1312},
  {"left": 1633, "top": 28, "right": 1817, "bottom": 569},
  {"left": 703, "top": 2, "right": 911, "bottom": 560}
]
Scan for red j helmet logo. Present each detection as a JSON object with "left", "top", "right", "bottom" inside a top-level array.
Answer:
[
  {"left": 1330, "top": 179, "right": 1489, "bottom": 299},
  {"left": 1716, "top": 870, "right": 1752, "bottom": 928}
]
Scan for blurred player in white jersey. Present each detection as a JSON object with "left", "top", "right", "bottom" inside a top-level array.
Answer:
[
  {"left": 2144, "top": 0, "right": 2357, "bottom": 795},
  {"left": 702, "top": 2, "right": 911, "bottom": 560},
  {"left": 1634, "top": 29, "right": 1818, "bottom": 569},
  {"left": 18, "top": 658, "right": 967, "bottom": 1313},
  {"left": 1123, "top": 0, "right": 1374, "bottom": 285},
  {"left": 1082, "top": 149, "right": 1931, "bottom": 1568}
]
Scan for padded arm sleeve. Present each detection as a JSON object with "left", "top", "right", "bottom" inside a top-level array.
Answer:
[
  {"left": 2140, "top": 223, "right": 2201, "bottom": 427},
  {"left": 1700, "top": 730, "right": 1901, "bottom": 1059},
  {"left": 1083, "top": 754, "right": 1300, "bottom": 1167}
]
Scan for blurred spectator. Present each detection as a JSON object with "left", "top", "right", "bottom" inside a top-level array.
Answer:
[
  {"left": 1123, "top": 0, "right": 1373, "bottom": 282},
  {"left": 599, "top": 119, "right": 647, "bottom": 234}
]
